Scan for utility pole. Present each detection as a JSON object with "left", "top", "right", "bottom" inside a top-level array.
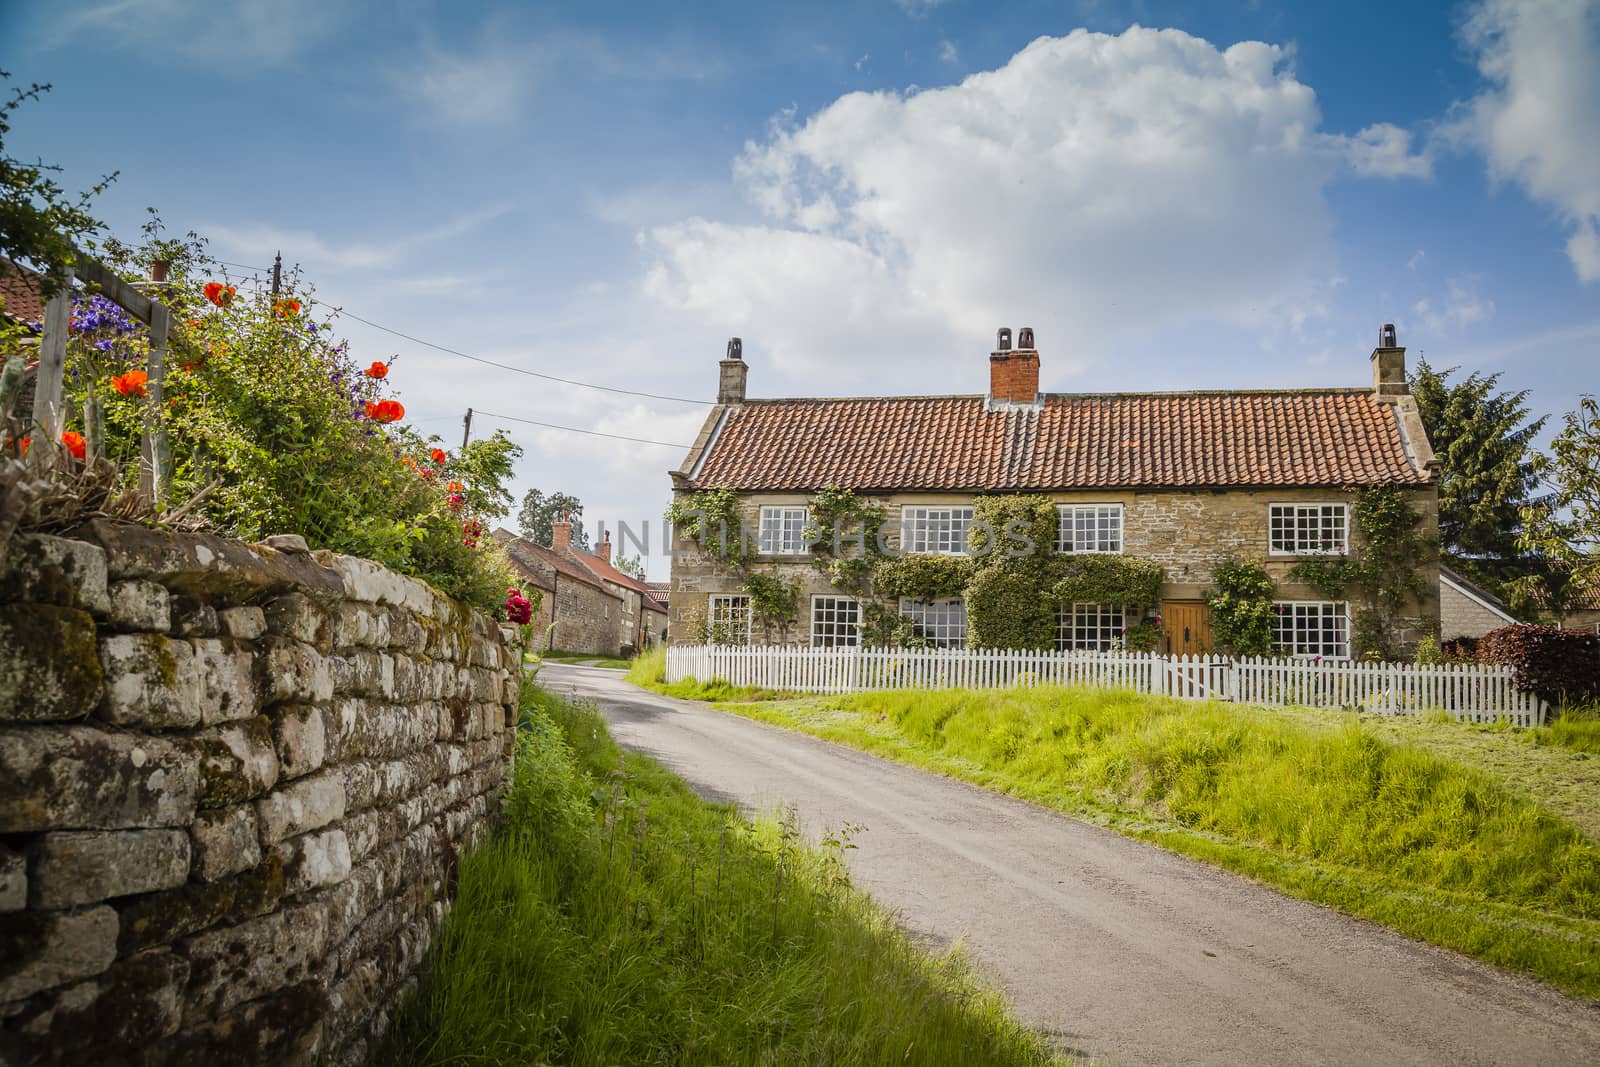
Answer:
[
  {"left": 461, "top": 408, "right": 473, "bottom": 452},
  {"left": 271, "top": 252, "right": 282, "bottom": 298}
]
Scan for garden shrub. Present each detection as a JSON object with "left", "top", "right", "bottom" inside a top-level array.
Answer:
[
  {"left": 1052, "top": 554, "right": 1163, "bottom": 609},
  {"left": 965, "top": 495, "right": 1059, "bottom": 649},
  {"left": 1205, "top": 556, "right": 1275, "bottom": 656},
  {"left": 871, "top": 554, "right": 973, "bottom": 600},
  {"left": 1477, "top": 625, "right": 1600, "bottom": 707},
  {"left": 30, "top": 231, "right": 522, "bottom": 614},
  {"left": 964, "top": 566, "right": 1057, "bottom": 650}
]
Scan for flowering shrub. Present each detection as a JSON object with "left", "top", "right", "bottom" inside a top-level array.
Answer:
[{"left": 47, "top": 238, "right": 522, "bottom": 614}]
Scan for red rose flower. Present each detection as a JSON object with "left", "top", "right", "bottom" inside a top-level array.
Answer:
[{"left": 505, "top": 588, "right": 533, "bottom": 625}]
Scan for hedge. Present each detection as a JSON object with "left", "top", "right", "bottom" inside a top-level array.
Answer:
[{"left": 1477, "top": 625, "right": 1600, "bottom": 707}]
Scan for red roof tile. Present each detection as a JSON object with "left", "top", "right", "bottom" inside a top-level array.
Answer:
[
  {"left": 0, "top": 259, "right": 45, "bottom": 325},
  {"left": 492, "top": 530, "right": 615, "bottom": 596},
  {"left": 688, "top": 391, "right": 1428, "bottom": 491}
]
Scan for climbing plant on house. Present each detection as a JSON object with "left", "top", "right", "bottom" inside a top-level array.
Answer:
[
  {"left": 964, "top": 494, "right": 1060, "bottom": 649},
  {"left": 1205, "top": 557, "right": 1276, "bottom": 656}
]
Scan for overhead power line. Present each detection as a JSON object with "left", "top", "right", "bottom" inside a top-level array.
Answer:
[
  {"left": 474, "top": 409, "right": 692, "bottom": 450},
  {"left": 331, "top": 308, "right": 713, "bottom": 407}
]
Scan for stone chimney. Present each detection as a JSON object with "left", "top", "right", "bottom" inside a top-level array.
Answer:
[
  {"left": 989, "top": 326, "right": 1040, "bottom": 406},
  {"left": 552, "top": 512, "right": 572, "bottom": 552},
  {"left": 1371, "top": 322, "right": 1408, "bottom": 399},
  {"left": 597, "top": 530, "right": 612, "bottom": 565},
  {"left": 718, "top": 336, "right": 747, "bottom": 404}
]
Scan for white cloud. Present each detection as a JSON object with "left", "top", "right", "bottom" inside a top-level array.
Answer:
[
  {"left": 411, "top": 44, "right": 533, "bottom": 125},
  {"left": 1343, "top": 123, "right": 1434, "bottom": 178},
  {"left": 855, "top": 53, "right": 872, "bottom": 72},
  {"left": 49, "top": 0, "right": 347, "bottom": 68},
  {"left": 896, "top": 0, "right": 947, "bottom": 13},
  {"left": 207, "top": 203, "right": 515, "bottom": 273},
  {"left": 1412, "top": 277, "right": 1495, "bottom": 332},
  {"left": 640, "top": 27, "right": 1428, "bottom": 389},
  {"left": 940, "top": 40, "right": 960, "bottom": 64},
  {"left": 1454, "top": 0, "right": 1600, "bottom": 282},
  {"left": 1407, "top": 249, "right": 1425, "bottom": 271}
]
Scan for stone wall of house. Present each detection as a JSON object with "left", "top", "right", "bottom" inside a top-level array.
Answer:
[
  {"left": 549, "top": 576, "right": 620, "bottom": 656},
  {"left": 1441, "top": 580, "right": 1513, "bottom": 642},
  {"left": 0, "top": 521, "right": 520, "bottom": 1065},
  {"left": 667, "top": 486, "right": 1441, "bottom": 654}
]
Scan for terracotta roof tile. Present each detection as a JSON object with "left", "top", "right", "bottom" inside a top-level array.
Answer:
[
  {"left": 689, "top": 391, "right": 1428, "bottom": 491},
  {"left": 0, "top": 259, "right": 45, "bottom": 325}
]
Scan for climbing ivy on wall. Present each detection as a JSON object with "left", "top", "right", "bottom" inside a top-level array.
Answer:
[
  {"left": 964, "top": 495, "right": 1060, "bottom": 649},
  {"left": 666, "top": 487, "right": 750, "bottom": 568},
  {"left": 871, "top": 554, "right": 974, "bottom": 600},
  {"left": 1052, "top": 555, "right": 1164, "bottom": 610},
  {"left": 1205, "top": 556, "right": 1276, "bottom": 656},
  {"left": 805, "top": 486, "right": 885, "bottom": 596},
  {"left": 741, "top": 571, "right": 801, "bottom": 643}
]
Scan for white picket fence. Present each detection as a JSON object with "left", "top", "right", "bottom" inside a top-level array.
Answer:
[{"left": 664, "top": 645, "right": 1548, "bottom": 726}]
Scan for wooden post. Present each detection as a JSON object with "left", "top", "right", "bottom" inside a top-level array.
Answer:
[
  {"left": 462, "top": 407, "right": 473, "bottom": 452},
  {"left": 32, "top": 268, "right": 74, "bottom": 467},
  {"left": 142, "top": 302, "right": 172, "bottom": 505}
]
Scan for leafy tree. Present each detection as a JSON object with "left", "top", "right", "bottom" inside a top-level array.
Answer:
[
  {"left": 0, "top": 74, "right": 115, "bottom": 297},
  {"left": 1515, "top": 396, "right": 1600, "bottom": 620},
  {"left": 614, "top": 554, "right": 645, "bottom": 580},
  {"left": 1410, "top": 359, "right": 1546, "bottom": 592},
  {"left": 452, "top": 432, "right": 522, "bottom": 520},
  {"left": 518, "top": 488, "right": 588, "bottom": 549}
]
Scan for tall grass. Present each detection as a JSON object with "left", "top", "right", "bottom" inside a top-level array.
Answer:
[
  {"left": 386, "top": 682, "right": 1067, "bottom": 1065},
  {"left": 720, "top": 685, "right": 1600, "bottom": 998},
  {"left": 626, "top": 645, "right": 792, "bottom": 702}
]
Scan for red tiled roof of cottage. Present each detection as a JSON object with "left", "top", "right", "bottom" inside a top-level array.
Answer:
[
  {"left": 570, "top": 548, "right": 667, "bottom": 613},
  {"left": 0, "top": 259, "right": 46, "bottom": 325},
  {"left": 492, "top": 530, "right": 615, "bottom": 596},
  {"left": 687, "top": 390, "right": 1429, "bottom": 492},
  {"left": 643, "top": 582, "right": 671, "bottom": 606}
]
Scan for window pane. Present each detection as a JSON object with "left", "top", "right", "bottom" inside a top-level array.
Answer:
[
  {"left": 812, "top": 596, "right": 861, "bottom": 647},
  {"left": 900, "top": 598, "right": 967, "bottom": 647},
  {"left": 707, "top": 595, "right": 751, "bottom": 645},
  {"left": 1056, "top": 603, "right": 1125, "bottom": 651}
]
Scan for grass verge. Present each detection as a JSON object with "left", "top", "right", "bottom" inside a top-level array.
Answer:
[
  {"left": 533, "top": 650, "right": 633, "bottom": 670},
  {"left": 626, "top": 644, "right": 795, "bottom": 702},
  {"left": 697, "top": 684, "right": 1600, "bottom": 1000},
  {"left": 385, "top": 680, "right": 1069, "bottom": 1065}
]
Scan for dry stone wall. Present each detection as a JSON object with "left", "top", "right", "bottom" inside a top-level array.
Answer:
[{"left": 0, "top": 521, "right": 521, "bottom": 1065}]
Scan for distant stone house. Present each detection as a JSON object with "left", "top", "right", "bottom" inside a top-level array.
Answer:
[
  {"left": 1, "top": 258, "right": 44, "bottom": 433},
  {"left": 493, "top": 527, "right": 623, "bottom": 656},
  {"left": 668, "top": 327, "right": 1442, "bottom": 659},
  {"left": 565, "top": 531, "right": 668, "bottom": 653},
  {"left": 1439, "top": 565, "right": 1518, "bottom": 642}
]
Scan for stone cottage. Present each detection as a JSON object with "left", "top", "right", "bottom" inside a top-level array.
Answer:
[
  {"left": 564, "top": 531, "right": 668, "bottom": 654},
  {"left": 667, "top": 327, "right": 1441, "bottom": 659},
  {"left": 492, "top": 525, "right": 623, "bottom": 656}
]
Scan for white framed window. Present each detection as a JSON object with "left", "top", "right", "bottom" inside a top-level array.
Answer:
[
  {"left": 1271, "top": 601, "right": 1349, "bottom": 658},
  {"left": 1269, "top": 503, "right": 1348, "bottom": 556},
  {"left": 1056, "top": 504, "right": 1123, "bottom": 554},
  {"left": 811, "top": 596, "right": 861, "bottom": 647},
  {"left": 1056, "top": 604, "right": 1126, "bottom": 651},
  {"left": 707, "top": 594, "right": 752, "bottom": 645},
  {"left": 899, "top": 598, "right": 967, "bottom": 648},
  {"left": 758, "top": 505, "right": 809, "bottom": 556},
  {"left": 900, "top": 506, "right": 974, "bottom": 555}
]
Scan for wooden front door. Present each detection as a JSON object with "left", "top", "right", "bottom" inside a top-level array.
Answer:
[{"left": 1164, "top": 601, "right": 1212, "bottom": 656}]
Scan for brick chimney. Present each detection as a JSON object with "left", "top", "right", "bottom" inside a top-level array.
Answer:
[
  {"left": 989, "top": 326, "right": 1040, "bottom": 406},
  {"left": 552, "top": 512, "right": 572, "bottom": 552},
  {"left": 718, "top": 336, "right": 747, "bottom": 404},
  {"left": 597, "top": 530, "right": 612, "bottom": 564},
  {"left": 1371, "top": 322, "right": 1408, "bottom": 399}
]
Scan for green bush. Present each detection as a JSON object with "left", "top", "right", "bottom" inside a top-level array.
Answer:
[
  {"left": 1052, "top": 554, "right": 1163, "bottom": 609},
  {"left": 1206, "top": 556, "right": 1276, "bottom": 656},
  {"left": 871, "top": 553, "right": 974, "bottom": 599},
  {"left": 964, "top": 566, "right": 1057, "bottom": 650}
]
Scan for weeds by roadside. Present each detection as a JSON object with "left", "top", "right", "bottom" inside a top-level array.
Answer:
[{"left": 385, "top": 680, "right": 1069, "bottom": 1065}]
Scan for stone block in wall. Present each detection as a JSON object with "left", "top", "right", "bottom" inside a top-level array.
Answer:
[
  {"left": 265, "top": 592, "right": 334, "bottom": 652},
  {"left": 0, "top": 905, "right": 118, "bottom": 1001},
  {"left": 257, "top": 770, "right": 346, "bottom": 846},
  {"left": 97, "top": 633, "right": 202, "bottom": 728},
  {"left": 171, "top": 595, "right": 220, "bottom": 636},
  {"left": 0, "top": 532, "right": 110, "bottom": 615},
  {"left": 192, "top": 717, "right": 280, "bottom": 808},
  {"left": 192, "top": 638, "right": 259, "bottom": 725},
  {"left": 80, "top": 519, "right": 343, "bottom": 602},
  {"left": 333, "top": 602, "right": 389, "bottom": 648},
  {"left": 0, "top": 603, "right": 102, "bottom": 722},
  {"left": 256, "top": 638, "right": 333, "bottom": 704},
  {"left": 107, "top": 579, "right": 172, "bottom": 631},
  {"left": 1, "top": 947, "right": 187, "bottom": 1057},
  {"left": 191, "top": 806, "right": 262, "bottom": 882},
  {"left": 1, "top": 843, "right": 24, "bottom": 912},
  {"left": 183, "top": 896, "right": 330, "bottom": 1021},
  {"left": 272, "top": 703, "right": 327, "bottom": 779},
  {"left": 274, "top": 827, "right": 352, "bottom": 896},
  {"left": 327, "top": 554, "right": 432, "bottom": 613},
  {"left": 117, "top": 854, "right": 285, "bottom": 955},
  {"left": 332, "top": 649, "right": 393, "bottom": 699},
  {"left": 28, "top": 829, "right": 191, "bottom": 909},
  {"left": 149, "top": 979, "right": 326, "bottom": 1066},
  {"left": 0, "top": 726, "right": 197, "bottom": 833},
  {"left": 219, "top": 605, "right": 267, "bottom": 640},
  {"left": 386, "top": 608, "right": 426, "bottom": 653}
]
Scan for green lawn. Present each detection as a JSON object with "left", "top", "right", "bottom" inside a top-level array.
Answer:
[
  {"left": 532, "top": 650, "right": 634, "bottom": 670},
  {"left": 633, "top": 662, "right": 1600, "bottom": 1001},
  {"left": 385, "top": 680, "right": 1070, "bottom": 1066}
]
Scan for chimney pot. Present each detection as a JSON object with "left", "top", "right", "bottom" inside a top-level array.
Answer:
[
  {"left": 598, "top": 531, "right": 612, "bottom": 564},
  {"left": 1018, "top": 326, "right": 1035, "bottom": 349},
  {"left": 150, "top": 260, "right": 169, "bottom": 283},
  {"left": 1371, "top": 324, "right": 1408, "bottom": 398},
  {"left": 996, "top": 327, "right": 1012, "bottom": 352},
  {"left": 718, "top": 338, "right": 748, "bottom": 404},
  {"left": 552, "top": 512, "right": 573, "bottom": 552},
  {"left": 989, "top": 330, "right": 1040, "bottom": 406}
]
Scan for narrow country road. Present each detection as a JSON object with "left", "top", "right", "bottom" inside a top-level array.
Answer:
[{"left": 540, "top": 663, "right": 1600, "bottom": 1067}]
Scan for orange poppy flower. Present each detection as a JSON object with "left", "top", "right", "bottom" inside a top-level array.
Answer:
[
  {"left": 401, "top": 456, "right": 417, "bottom": 469},
  {"left": 364, "top": 362, "right": 388, "bottom": 379},
  {"left": 430, "top": 448, "right": 447, "bottom": 464},
  {"left": 185, "top": 318, "right": 201, "bottom": 330},
  {"left": 16, "top": 436, "right": 29, "bottom": 457},
  {"left": 61, "top": 431, "right": 87, "bottom": 461},
  {"left": 202, "top": 282, "right": 236, "bottom": 308},
  {"left": 446, "top": 480, "right": 464, "bottom": 493},
  {"left": 274, "top": 298, "right": 302, "bottom": 317},
  {"left": 365, "top": 399, "right": 404, "bottom": 424},
  {"left": 111, "top": 370, "right": 149, "bottom": 397}
]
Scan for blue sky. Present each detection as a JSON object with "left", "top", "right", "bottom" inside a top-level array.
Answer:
[{"left": 5, "top": 0, "right": 1597, "bottom": 577}]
